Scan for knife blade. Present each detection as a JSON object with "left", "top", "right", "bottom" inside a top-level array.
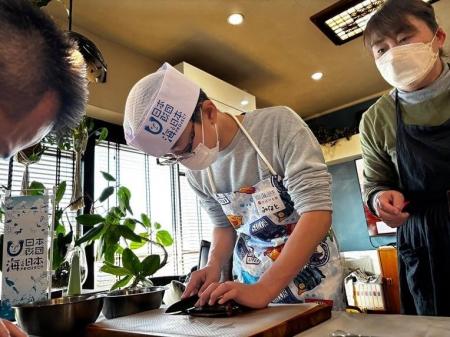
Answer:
[{"left": 165, "top": 294, "right": 199, "bottom": 314}]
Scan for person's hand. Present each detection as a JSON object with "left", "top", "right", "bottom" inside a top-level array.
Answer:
[
  {"left": 375, "top": 190, "right": 410, "bottom": 228},
  {"left": 182, "top": 264, "right": 221, "bottom": 299},
  {"left": 0, "top": 319, "right": 28, "bottom": 337},
  {"left": 196, "top": 281, "right": 271, "bottom": 309}
]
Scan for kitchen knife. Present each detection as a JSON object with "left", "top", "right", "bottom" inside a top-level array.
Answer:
[{"left": 165, "top": 294, "right": 199, "bottom": 314}]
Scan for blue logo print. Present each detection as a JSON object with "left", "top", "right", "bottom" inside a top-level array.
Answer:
[{"left": 144, "top": 116, "right": 163, "bottom": 135}]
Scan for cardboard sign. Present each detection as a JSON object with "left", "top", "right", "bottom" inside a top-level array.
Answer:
[{"left": 1, "top": 195, "right": 50, "bottom": 315}]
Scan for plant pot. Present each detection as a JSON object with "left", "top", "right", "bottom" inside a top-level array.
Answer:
[{"left": 102, "top": 286, "right": 166, "bottom": 319}]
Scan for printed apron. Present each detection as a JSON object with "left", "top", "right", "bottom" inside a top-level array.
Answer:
[
  {"left": 394, "top": 91, "right": 450, "bottom": 316},
  {"left": 207, "top": 114, "right": 343, "bottom": 307}
]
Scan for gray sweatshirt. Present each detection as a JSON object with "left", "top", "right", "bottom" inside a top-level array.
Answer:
[{"left": 187, "top": 106, "right": 332, "bottom": 228}]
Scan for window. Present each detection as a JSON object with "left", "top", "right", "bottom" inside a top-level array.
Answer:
[
  {"left": 0, "top": 120, "right": 215, "bottom": 291},
  {"left": 176, "top": 166, "right": 212, "bottom": 275},
  {"left": 93, "top": 140, "right": 212, "bottom": 290},
  {"left": 0, "top": 146, "right": 76, "bottom": 230}
]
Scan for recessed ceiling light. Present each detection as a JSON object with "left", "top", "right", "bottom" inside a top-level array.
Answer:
[
  {"left": 240, "top": 99, "right": 249, "bottom": 106},
  {"left": 310, "top": 0, "right": 439, "bottom": 45},
  {"left": 311, "top": 72, "right": 323, "bottom": 81},
  {"left": 228, "top": 13, "right": 244, "bottom": 26}
]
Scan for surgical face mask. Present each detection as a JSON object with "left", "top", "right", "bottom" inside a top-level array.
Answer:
[
  {"left": 375, "top": 34, "right": 439, "bottom": 91},
  {"left": 180, "top": 113, "right": 219, "bottom": 171}
]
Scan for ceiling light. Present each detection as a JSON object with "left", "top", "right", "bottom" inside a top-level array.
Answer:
[
  {"left": 311, "top": 72, "right": 323, "bottom": 81},
  {"left": 240, "top": 99, "right": 249, "bottom": 106},
  {"left": 228, "top": 13, "right": 244, "bottom": 26},
  {"left": 310, "top": 0, "right": 440, "bottom": 45}
]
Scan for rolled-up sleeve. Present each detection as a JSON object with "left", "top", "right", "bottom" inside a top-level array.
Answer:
[{"left": 280, "top": 118, "right": 332, "bottom": 214}]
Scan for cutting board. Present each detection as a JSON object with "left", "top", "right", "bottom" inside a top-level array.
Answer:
[{"left": 86, "top": 303, "right": 331, "bottom": 337}]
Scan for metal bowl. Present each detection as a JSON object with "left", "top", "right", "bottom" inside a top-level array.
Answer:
[
  {"left": 14, "top": 294, "right": 103, "bottom": 337},
  {"left": 102, "top": 286, "right": 166, "bottom": 319}
]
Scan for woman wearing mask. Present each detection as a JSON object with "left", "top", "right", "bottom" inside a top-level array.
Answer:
[
  {"left": 360, "top": 0, "right": 449, "bottom": 316},
  {"left": 123, "top": 63, "right": 344, "bottom": 309}
]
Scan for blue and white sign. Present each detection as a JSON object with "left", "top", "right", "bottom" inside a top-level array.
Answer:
[{"left": 1, "top": 195, "right": 50, "bottom": 314}]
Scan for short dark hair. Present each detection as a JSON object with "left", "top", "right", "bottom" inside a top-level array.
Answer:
[
  {"left": 191, "top": 89, "right": 209, "bottom": 123},
  {"left": 364, "top": 0, "right": 439, "bottom": 48},
  {"left": 0, "top": 0, "right": 87, "bottom": 134}
]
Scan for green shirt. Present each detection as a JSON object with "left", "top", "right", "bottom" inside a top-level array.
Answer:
[{"left": 359, "top": 79, "right": 450, "bottom": 213}]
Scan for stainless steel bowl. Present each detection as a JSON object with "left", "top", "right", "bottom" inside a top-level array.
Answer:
[
  {"left": 102, "top": 286, "right": 166, "bottom": 319},
  {"left": 14, "top": 294, "right": 103, "bottom": 337}
]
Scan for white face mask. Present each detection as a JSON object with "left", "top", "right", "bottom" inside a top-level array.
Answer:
[
  {"left": 375, "top": 34, "right": 438, "bottom": 91},
  {"left": 180, "top": 113, "right": 219, "bottom": 171}
]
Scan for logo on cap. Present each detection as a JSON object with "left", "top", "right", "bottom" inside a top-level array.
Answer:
[{"left": 144, "top": 117, "right": 163, "bottom": 135}]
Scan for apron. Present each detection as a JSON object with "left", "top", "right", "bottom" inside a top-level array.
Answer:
[
  {"left": 207, "top": 114, "right": 343, "bottom": 307},
  {"left": 395, "top": 90, "right": 450, "bottom": 316}
]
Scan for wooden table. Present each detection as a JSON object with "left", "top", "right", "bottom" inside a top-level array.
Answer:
[{"left": 86, "top": 303, "right": 331, "bottom": 337}]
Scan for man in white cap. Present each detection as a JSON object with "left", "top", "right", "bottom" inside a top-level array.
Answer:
[{"left": 124, "top": 63, "right": 343, "bottom": 309}]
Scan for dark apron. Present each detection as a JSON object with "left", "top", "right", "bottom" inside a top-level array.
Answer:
[{"left": 395, "top": 90, "right": 450, "bottom": 316}]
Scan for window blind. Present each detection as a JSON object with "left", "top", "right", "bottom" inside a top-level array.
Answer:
[
  {"left": 0, "top": 146, "right": 76, "bottom": 230},
  {"left": 94, "top": 141, "right": 213, "bottom": 289}
]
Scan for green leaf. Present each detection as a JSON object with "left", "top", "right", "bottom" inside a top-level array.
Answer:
[
  {"left": 122, "top": 248, "right": 141, "bottom": 275},
  {"left": 123, "top": 218, "right": 136, "bottom": 232},
  {"left": 129, "top": 233, "right": 148, "bottom": 250},
  {"left": 104, "top": 243, "right": 119, "bottom": 264},
  {"left": 55, "top": 181, "right": 66, "bottom": 205},
  {"left": 156, "top": 230, "right": 173, "bottom": 246},
  {"left": 100, "top": 264, "right": 130, "bottom": 277},
  {"left": 52, "top": 231, "right": 73, "bottom": 270},
  {"left": 29, "top": 181, "right": 45, "bottom": 195},
  {"left": 96, "top": 128, "right": 109, "bottom": 145},
  {"left": 117, "top": 225, "right": 143, "bottom": 243},
  {"left": 141, "top": 214, "right": 151, "bottom": 228},
  {"left": 141, "top": 255, "right": 160, "bottom": 277},
  {"left": 104, "top": 207, "right": 124, "bottom": 225},
  {"left": 54, "top": 209, "right": 66, "bottom": 235},
  {"left": 87, "top": 118, "right": 95, "bottom": 132},
  {"left": 118, "top": 186, "right": 132, "bottom": 215},
  {"left": 154, "top": 222, "right": 161, "bottom": 230},
  {"left": 99, "top": 186, "right": 114, "bottom": 202},
  {"left": 106, "top": 227, "right": 121, "bottom": 246},
  {"left": 76, "top": 214, "right": 105, "bottom": 226},
  {"left": 116, "top": 245, "right": 124, "bottom": 254},
  {"left": 111, "top": 275, "right": 133, "bottom": 291},
  {"left": 76, "top": 223, "right": 105, "bottom": 246},
  {"left": 100, "top": 171, "right": 116, "bottom": 182}
]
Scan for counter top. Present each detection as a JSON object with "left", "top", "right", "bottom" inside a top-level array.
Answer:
[{"left": 296, "top": 311, "right": 450, "bottom": 337}]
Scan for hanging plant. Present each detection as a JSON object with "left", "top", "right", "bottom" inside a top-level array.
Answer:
[
  {"left": 16, "top": 143, "right": 47, "bottom": 195},
  {"left": 70, "top": 117, "right": 89, "bottom": 212}
]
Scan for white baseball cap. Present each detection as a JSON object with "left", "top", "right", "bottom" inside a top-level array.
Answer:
[{"left": 123, "top": 63, "right": 200, "bottom": 157}]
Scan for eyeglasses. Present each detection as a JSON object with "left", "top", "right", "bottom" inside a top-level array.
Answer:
[{"left": 158, "top": 122, "right": 196, "bottom": 166}]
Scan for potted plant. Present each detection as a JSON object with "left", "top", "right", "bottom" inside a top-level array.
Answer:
[{"left": 75, "top": 172, "right": 174, "bottom": 318}]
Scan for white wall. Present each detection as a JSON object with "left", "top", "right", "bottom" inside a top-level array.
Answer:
[
  {"left": 175, "top": 62, "right": 256, "bottom": 116},
  {"left": 321, "top": 134, "right": 362, "bottom": 165}
]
